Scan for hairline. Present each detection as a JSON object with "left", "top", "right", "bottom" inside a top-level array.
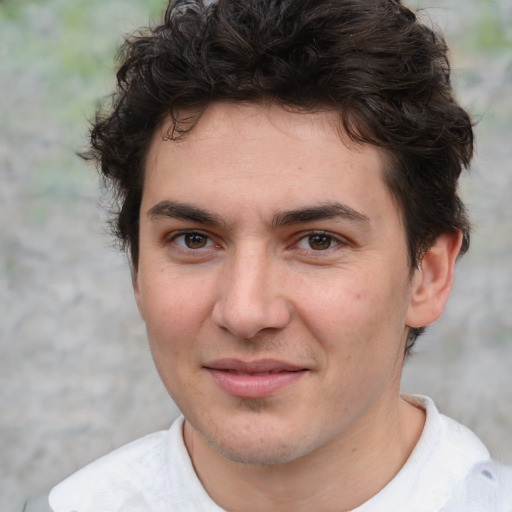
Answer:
[{"left": 131, "top": 100, "right": 421, "bottom": 272}]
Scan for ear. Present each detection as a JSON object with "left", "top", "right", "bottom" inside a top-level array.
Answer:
[
  {"left": 132, "top": 269, "right": 146, "bottom": 321},
  {"left": 406, "top": 231, "right": 463, "bottom": 329}
]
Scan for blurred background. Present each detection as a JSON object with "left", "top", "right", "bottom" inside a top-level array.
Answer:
[{"left": 0, "top": 0, "right": 511, "bottom": 509}]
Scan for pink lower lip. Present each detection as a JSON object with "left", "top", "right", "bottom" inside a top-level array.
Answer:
[{"left": 207, "top": 369, "right": 307, "bottom": 398}]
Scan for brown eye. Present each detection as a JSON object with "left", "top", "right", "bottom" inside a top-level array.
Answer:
[
  {"left": 173, "top": 232, "right": 212, "bottom": 250},
  {"left": 184, "top": 233, "right": 208, "bottom": 249},
  {"left": 308, "top": 234, "right": 333, "bottom": 250}
]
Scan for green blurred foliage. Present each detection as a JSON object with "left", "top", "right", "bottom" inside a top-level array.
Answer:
[
  {"left": 0, "top": 0, "right": 167, "bottom": 211},
  {"left": 465, "top": 0, "right": 511, "bottom": 53},
  {"left": 1, "top": 0, "right": 509, "bottom": 216}
]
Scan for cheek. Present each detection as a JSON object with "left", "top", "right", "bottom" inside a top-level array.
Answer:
[
  {"left": 140, "top": 270, "right": 214, "bottom": 351},
  {"left": 299, "top": 270, "right": 408, "bottom": 353},
  {"left": 303, "top": 276, "right": 408, "bottom": 406},
  {"left": 140, "top": 276, "right": 208, "bottom": 396}
]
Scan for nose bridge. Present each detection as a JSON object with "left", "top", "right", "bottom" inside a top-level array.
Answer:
[{"left": 213, "top": 241, "right": 290, "bottom": 339}]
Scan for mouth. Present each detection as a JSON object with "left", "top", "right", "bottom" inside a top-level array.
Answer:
[
  {"left": 204, "top": 359, "right": 309, "bottom": 398},
  {"left": 220, "top": 369, "right": 297, "bottom": 376}
]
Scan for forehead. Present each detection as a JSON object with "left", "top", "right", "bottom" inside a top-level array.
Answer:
[{"left": 143, "top": 102, "right": 396, "bottom": 224}]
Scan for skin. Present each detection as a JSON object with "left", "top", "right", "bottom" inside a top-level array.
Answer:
[{"left": 134, "top": 102, "right": 462, "bottom": 511}]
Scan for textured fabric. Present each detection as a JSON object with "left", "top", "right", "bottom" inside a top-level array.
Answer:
[
  {"left": 47, "top": 395, "right": 512, "bottom": 512},
  {"left": 442, "top": 459, "right": 512, "bottom": 511},
  {"left": 351, "top": 395, "right": 512, "bottom": 511},
  {"left": 48, "top": 419, "right": 224, "bottom": 512}
]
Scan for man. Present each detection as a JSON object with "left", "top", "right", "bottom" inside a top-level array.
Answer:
[{"left": 41, "top": 0, "right": 511, "bottom": 510}]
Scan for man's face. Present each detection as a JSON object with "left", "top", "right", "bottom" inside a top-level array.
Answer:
[{"left": 135, "top": 102, "right": 416, "bottom": 465}]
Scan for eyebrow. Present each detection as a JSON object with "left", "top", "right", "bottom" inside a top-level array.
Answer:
[
  {"left": 272, "top": 201, "right": 370, "bottom": 228},
  {"left": 147, "top": 200, "right": 226, "bottom": 227},
  {"left": 147, "top": 199, "right": 369, "bottom": 229}
]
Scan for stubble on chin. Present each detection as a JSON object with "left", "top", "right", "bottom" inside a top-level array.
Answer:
[{"left": 187, "top": 409, "right": 317, "bottom": 467}]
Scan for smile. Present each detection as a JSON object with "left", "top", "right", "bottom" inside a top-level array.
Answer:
[
  {"left": 204, "top": 359, "right": 309, "bottom": 399},
  {"left": 223, "top": 369, "right": 296, "bottom": 376}
]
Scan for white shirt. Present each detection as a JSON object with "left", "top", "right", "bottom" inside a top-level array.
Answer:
[{"left": 48, "top": 395, "right": 512, "bottom": 512}]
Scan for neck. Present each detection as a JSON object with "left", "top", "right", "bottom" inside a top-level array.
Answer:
[{"left": 184, "top": 395, "right": 425, "bottom": 512}]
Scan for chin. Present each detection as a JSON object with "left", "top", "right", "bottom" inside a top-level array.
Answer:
[
  {"left": 182, "top": 393, "right": 329, "bottom": 467},
  {"left": 211, "top": 437, "right": 310, "bottom": 466},
  {"left": 200, "top": 416, "right": 316, "bottom": 467}
]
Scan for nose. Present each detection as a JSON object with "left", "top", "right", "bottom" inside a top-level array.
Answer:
[{"left": 212, "top": 247, "right": 292, "bottom": 340}]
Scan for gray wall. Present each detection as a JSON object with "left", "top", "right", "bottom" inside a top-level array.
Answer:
[{"left": 1, "top": 0, "right": 511, "bottom": 510}]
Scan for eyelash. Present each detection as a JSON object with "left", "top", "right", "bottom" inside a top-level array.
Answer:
[
  {"left": 169, "top": 231, "right": 216, "bottom": 252},
  {"left": 167, "top": 230, "right": 345, "bottom": 254},
  {"left": 294, "top": 231, "right": 343, "bottom": 252}
]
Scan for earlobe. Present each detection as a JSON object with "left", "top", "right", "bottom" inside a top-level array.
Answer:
[
  {"left": 406, "top": 231, "right": 463, "bottom": 329},
  {"left": 132, "top": 270, "right": 146, "bottom": 321}
]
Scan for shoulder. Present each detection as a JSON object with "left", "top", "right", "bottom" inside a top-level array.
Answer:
[
  {"left": 404, "top": 394, "right": 491, "bottom": 469},
  {"left": 403, "top": 395, "right": 512, "bottom": 511},
  {"left": 442, "top": 459, "right": 512, "bottom": 511},
  {"left": 48, "top": 419, "right": 181, "bottom": 512},
  {"left": 47, "top": 416, "right": 224, "bottom": 512},
  {"left": 354, "top": 395, "right": 510, "bottom": 511},
  {"left": 436, "top": 401, "right": 512, "bottom": 508}
]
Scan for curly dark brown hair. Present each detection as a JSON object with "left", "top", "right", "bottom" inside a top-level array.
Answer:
[{"left": 87, "top": 0, "right": 473, "bottom": 349}]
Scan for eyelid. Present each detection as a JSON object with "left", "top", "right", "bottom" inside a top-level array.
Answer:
[
  {"left": 164, "top": 228, "right": 350, "bottom": 254},
  {"left": 291, "top": 230, "right": 348, "bottom": 252},
  {"left": 167, "top": 229, "right": 218, "bottom": 251}
]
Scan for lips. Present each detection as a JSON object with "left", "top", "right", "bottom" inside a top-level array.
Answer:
[
  {"left": 221, "top": 369, "right": 290, "bottom": 375},
  {"left": 204, "top": 359, "right": 308, "bottom": 398}
]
